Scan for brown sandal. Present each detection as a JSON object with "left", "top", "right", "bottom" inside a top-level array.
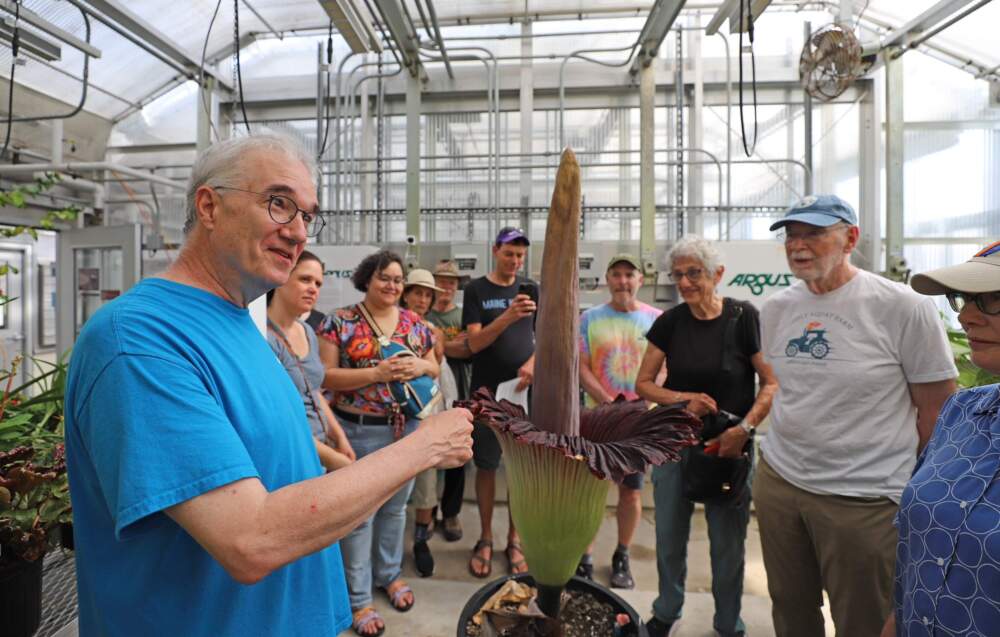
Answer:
[
  {"left": 505, "top": 542, "right": 528, "bottom": 574},
  {"left": 468, "top": 538, "right": 493, "bottom": 578}
]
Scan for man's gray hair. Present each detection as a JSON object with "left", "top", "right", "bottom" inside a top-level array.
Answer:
[
  {"left": 183, "top": 134, "right": 317, "bottom": 235},
  {"left": 666, "top": 235, "right": 723, "bottom": 274}
]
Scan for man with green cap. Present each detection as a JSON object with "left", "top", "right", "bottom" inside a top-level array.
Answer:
[{"left": 575, "top": 253, "right": 663, "bottom": 589}]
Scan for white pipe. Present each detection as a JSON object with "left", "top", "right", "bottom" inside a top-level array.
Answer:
[
  {"left": 42, "top": 172, "right": 105, "bottom": 210},
  {"left": 0, "top": 162, "right": 185, "bottom": 190}
]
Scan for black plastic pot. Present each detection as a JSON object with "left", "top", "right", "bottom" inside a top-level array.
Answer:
[
  {"left": 59, "top": 522, "right": 74, "bottom": 551},
  {"left": 0, "top": 552, "right": 43, "bottom": 637},
  {"left": 457, "top": 573, "right": 648, "bottom": 637}
]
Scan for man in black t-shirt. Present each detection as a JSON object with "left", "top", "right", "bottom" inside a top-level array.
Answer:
[{"left": 462, "top": 226, "right": 536, "bottom": 578}]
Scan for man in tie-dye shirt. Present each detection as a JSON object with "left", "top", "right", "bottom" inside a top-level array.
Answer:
[{"left": 576, "top": 253, "right": 663, "bottom": 589}]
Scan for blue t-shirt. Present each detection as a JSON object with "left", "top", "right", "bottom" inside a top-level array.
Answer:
[{"left": 65, "top": 279, "right": 351, "bottom": 637}]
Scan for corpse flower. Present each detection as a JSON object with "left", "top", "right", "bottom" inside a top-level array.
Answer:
[{"left": 459, "top": 148, "right": 701, "bottom": 622}]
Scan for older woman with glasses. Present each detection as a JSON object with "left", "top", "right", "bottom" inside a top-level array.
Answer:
[
  {"left": 318, "top": 250, "right": 439, "bottom": 637},
  {"left": 635, "top": 235, "right": 778, "bottom": 637},
  {"left": 882, "top": 241, "right": 1000, "bottom": 637}
]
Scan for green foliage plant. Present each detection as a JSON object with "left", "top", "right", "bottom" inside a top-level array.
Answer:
[
  {"left": 0, "top": 172, "right": 80, "bottom": 276},
  {"left": 947, "top": 323, "right": 1000, "bottom": 389},
  {"left": 0, "top": 355, "right": 71, "bottom": 566}
]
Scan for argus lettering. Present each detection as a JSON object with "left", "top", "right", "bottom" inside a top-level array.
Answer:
[{"left": 727, "top": 273, "right": 792, "bottom": 296}]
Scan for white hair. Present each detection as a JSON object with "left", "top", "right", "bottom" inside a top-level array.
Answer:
[
  {"left": 183, "top": 134, "right": 317, "bottom": 235},
  {"left": 666, "top": 235, "right": 723, "bottom": 274}
]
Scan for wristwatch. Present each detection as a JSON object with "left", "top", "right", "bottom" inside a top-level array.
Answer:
[{"left": 738, "top": 420, "right": 754, "bottom": 435}]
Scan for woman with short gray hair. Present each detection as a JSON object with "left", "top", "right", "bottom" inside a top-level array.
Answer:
[{"left": 635, "top": 235, "right": 778, "bottom": 637}]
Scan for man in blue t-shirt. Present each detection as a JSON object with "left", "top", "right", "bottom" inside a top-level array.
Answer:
[{"left": 65, "top": 135, "right": 474, "bottom": 637}]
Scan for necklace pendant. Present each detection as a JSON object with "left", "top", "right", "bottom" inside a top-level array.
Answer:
[{"left": 378, "top": 335, "right": 391, "bottom": 347}]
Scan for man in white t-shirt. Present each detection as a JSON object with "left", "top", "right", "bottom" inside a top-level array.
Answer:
[{"left": 755, "top": 195, "right": 958, "bottom": 637}]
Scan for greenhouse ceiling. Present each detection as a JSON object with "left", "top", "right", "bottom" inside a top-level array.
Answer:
[{"left": 0, "top": 0, "right": 996, "bottom": 124}]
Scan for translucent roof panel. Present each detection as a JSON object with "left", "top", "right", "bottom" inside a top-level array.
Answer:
[{"left": 864, "top": 0, "right": 1000, "bottom": 73}]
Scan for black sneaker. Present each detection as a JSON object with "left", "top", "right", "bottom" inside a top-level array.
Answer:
[
  {"left": 413, "top": 540, "right": 434, "bottom": 577},
  {"left": 413, "top": 525, "right": 434, "bottom": 577},
  {"left": 645, "top": 616, "right": 673, "bottom": 637},
  {"left": 575, "top": 557, "right": 594, "bottom": 580},
  {"left": 610, "top": 550, "right": 635, "bottom": 589}
]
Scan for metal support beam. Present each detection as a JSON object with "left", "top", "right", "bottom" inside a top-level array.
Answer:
[
  {"left": 803, "top": 22, "right": 813, "bottom": 194},
  {"left": 519, "top": 21, "right": 533, "bottom": 245},
  {"left": 639, "top": 62, "right": 656, "bottom": 275},
  {"left": 687, "top": 27, "right": 704, "bottom": 236},
  {"left": 0, "top": 0, "right": 100, "bottom": 57},
  {"left": 882, "top": 0, "right": 981, "bottom": 50},
  {"left": 319, "top": 0, "right": 381, "bottom": 53},
  {"left": 858, "top": 77, "right": 881, "bottom": 271},
  {"left": 197, "top": 75, "right": 220, "bottom": 151},
  {"left": 629, "top": 0, "right": 687, "bottom": 76},
  {"left": 707, "top": 0, "right": 772, "bottom": 35},
  {"left": 405, "top": 74, "right": 421, "bottom": 258},
  {"left": 81, "top": 0, "right": 230, "bottom": 87},
  {"left": 375, "top": 0, "right": 424, "bottom": 78},
  {"left": 885, "top": 50, "right": 905, "bottom": 275}
]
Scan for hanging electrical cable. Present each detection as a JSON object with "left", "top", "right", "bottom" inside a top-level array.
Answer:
[
  {"left": 199, "top": 0, "right": 224, "bottom": 142},
  {"left": 316, "top": 20, "right": 335, "bottom": 160},
  {"left": 233, "top": 0, "right": 252, "bottom": 134},
  {"left": 738, "top": 0, "right": 759, "bottom": 157},
  {"left": 11, "top": 5, "right": 91, "bottom": 125},
  {"left": 1, "top": 0, "right": 22, "bottom": 159}
]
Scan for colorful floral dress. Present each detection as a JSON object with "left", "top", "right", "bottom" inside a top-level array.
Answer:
[{"left": 318, "top": 305, "right": 435, "bottom": 415}]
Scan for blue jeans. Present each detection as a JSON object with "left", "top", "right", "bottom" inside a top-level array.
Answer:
[
  {"left": 339, "top": 419, "right": 417, "bottom": 610},
  {"left": 651, "top": 454, "right": 751, "bottom": 637}
]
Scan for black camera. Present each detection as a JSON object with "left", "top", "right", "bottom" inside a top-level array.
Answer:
[{"left": 700, "top": 409, "right": 742, "bottom": 440}]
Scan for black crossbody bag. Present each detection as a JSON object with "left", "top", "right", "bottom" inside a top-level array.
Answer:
[{"left": 680, "top": 299, "right": 755, "bottom": 506}]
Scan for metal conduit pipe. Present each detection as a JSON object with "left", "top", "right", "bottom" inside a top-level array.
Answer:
[
  {"left": 0, "top": 162, "right": 185, "bottom": 190},
  {"left": 558, "top": 41, "right": 641, "bottom": 147},
  {"left": 415, "top": 0, "right": 453, "bottom": 78},
  {"left": 346, "top": 63, "right": 403, "bottom": 234},
  {"left": 420, "top": 44, "right": 500, "bottom": 235},
  {"left": 418, "top": 52, "right": 495, "bottom": 219},
  {"left": 349, "top": 64, "right": 403, "bottom": 226},
  {"left": 337, "top": 57, "right": 390, "bottom": 213},
  {"left": 330, "top": 51, "right": 363, "bottom": 217},
  {"left": 716, "top": 31, "right": 733, "bottom": 234}
]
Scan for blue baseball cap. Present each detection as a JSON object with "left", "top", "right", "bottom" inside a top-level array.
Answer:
[
  {"left": 495, "top": 226, "right": 530, "bottom": 246},
  {"left": 769, "top": 195, "right": 858, "bottom": 231}
]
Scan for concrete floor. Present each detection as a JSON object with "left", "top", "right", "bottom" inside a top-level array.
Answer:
[{"left": 367, "top": 465, "right": 836, "bottom": 636}]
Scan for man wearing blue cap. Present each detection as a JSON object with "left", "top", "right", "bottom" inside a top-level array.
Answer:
[{"left": 754, "top": 195, "right": 958, "bottom": 636}]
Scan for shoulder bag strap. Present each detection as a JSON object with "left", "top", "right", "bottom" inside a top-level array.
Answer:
[
  {"left": 719, "top": 298, "right": 744, "bottom": 376},
  {"left": 267, "top": 319, "right": 328, "bottom": 436}
]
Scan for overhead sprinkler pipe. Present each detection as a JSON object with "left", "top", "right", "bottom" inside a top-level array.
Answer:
[{"left": 558, "top": 41, "right": 641, "bottom": 147}]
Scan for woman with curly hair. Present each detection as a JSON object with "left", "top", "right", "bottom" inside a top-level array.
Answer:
[{"left": 318, "top": 250, "right": 439, "bottom": 636}]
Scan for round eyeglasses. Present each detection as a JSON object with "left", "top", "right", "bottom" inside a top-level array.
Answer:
[
  {"left": 214, "top": 186, "right": 326, "bottom": 238},
  {"left": 667, "top": 267, "right": 705, "bottom": 283},
  {"left": 947, "top": 291, "right": 1000, "bottom": 316}
]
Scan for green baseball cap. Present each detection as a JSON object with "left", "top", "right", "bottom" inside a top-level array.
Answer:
[{"left": 606, "top": 253, "right": 642, "bottom": 271}]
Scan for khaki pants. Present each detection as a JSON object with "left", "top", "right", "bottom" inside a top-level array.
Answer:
[
  {"left": 753, "top": 456, "right": 896, "bottom": 637},
  {"left": 411, "top": 467, "right": 440, "bottom": 510}
]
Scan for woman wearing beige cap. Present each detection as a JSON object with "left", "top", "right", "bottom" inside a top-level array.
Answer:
[
  {"left": 400, "top": 268, "right": 459, "bottom": 578},
  {"left": 882, "top": 241, "right": 1000, "bottom": 637}
]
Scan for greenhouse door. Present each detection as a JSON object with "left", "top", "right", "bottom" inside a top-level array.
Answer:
[
  {"left": 57, "top": 224, "right": 142, "bottom": 357},
  {"left": 0, "top": 245, "right": 29, "bottom": 387}
]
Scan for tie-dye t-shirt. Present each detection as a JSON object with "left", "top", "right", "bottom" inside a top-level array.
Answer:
[{"left": 579, "top": 302, "right": 662, "bottom": 407}]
